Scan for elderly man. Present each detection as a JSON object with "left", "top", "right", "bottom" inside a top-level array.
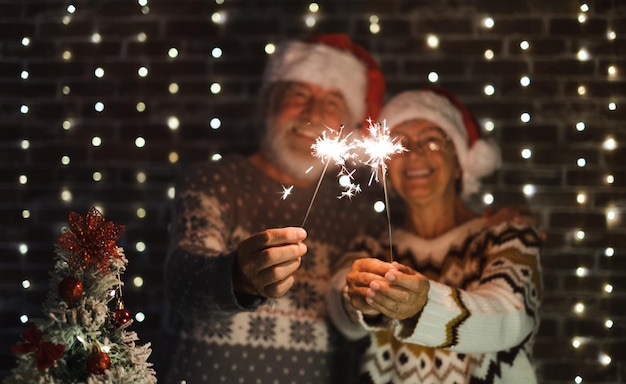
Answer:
[{"left": 160, "top": 34, "right": 387, "bottom": 384}]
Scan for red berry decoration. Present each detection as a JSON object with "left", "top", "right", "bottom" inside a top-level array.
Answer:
[
  {"left": 112, "top": 308, "right": 132, "bottom": 328},
  {"left": 86, "top": 349, "right": 111, "bottom": 375},
  {"left": 58, "top": 276, "right": 83, "bottom": 303}
]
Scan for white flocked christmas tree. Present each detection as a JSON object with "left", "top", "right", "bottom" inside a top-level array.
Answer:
[{"left": 4, "top": 207, "right": 157, "bottom": 384}]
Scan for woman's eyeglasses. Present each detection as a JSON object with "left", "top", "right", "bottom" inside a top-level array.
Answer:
[{"left": 391, "top": 129, "right": 451, "bottom": 154}]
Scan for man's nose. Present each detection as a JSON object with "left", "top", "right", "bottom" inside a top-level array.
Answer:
[{"left": 301, "top": 98, "right": 325, "bottom": 123}]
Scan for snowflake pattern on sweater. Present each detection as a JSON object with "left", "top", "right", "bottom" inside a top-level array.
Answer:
[
  {"left": 160, "top": 155, "right": 385, "bottom": 384},
  {"left": 334, "top": 218, "right": 543, "bottom": 384}
]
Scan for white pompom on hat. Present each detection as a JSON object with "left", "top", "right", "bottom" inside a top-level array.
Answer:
[
  {"left": 261, "top": 34, "right": 385, "bottom": 128},
  {"left": 380, "top": 87, "right": 501, "bottom": 199}
]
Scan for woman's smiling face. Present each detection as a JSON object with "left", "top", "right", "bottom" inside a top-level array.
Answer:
[{"left": 388, "top": 118, "right": 461, "bottom": 204}]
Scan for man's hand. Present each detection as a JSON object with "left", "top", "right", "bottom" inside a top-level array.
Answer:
[
  {"left": 235, "top": 227, "right": 307, "bottom": 298},
  {"left": 346, "top": 258, "right": 390, "bottom": 317}
]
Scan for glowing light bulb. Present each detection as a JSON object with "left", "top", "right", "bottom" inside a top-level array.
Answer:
[
  {"left": 523, "top": 184, "right": 535, "bottom": 196},
  {"left": 573, "top": 302, "right": 585, "bottom": 314},
  {"left": 135, "top": 137, "right": 146, "bottom": 148},
  {"left": 427, "top": 72, "right": 439, "bottom": 83},
  {"left": 136, "top": 241, "right": 146, "bottom": 252},
  {"left": 210, "top": 117, "right": 221, "bottom": 129},
  {"left": 482, "top": 17, "right": 494, "bottom": 29},
  {"left": 483, "top": 193, "right": 494, "bottom": 205},
  {"left": 373, "top": 201, "right": 385, "bottom": 213},
  {"left": 138, "top": 66, "right": 149, "bottom": 77},
  {"left": 426, "top": 34, "right": 439, "bottom": 48},
  {"left": 91, "top": 33, "right": 102, "bottom": 43},
  {"left": 133, "top": 276, "right": 144, "bottom": 287},
  {"left": 520, "top": 112, "right": 531, "bottom": 123},
  {"left": 167, "top": 116, "right": 180, "bottom": 130}
]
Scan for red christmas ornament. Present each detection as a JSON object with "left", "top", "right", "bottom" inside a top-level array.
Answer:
[
  {"left": 86, "top": 349, "right": 111, "bottom": 375},
  {"left": 57, "top": 207, "right": 126, "bottom": 275},
  {"left": 112, "top": 308, "right": 132, "bottom": 328},
  {"left": 58, "top": 276, "right": 83, "bottom": 303}
]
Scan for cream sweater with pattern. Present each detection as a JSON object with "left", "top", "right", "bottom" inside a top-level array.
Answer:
[{"left": 328, "top": 218, "right": 543, "bottom": 384}]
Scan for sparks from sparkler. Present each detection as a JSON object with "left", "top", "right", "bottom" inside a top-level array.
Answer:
[
  {"left": 357, "top": 119, "right": 407, "bottom": 262},
  {"left": 337, "top": 168, "right": 361, "bottom": 200},
  {"left": 280, "top": 184, "right": 294, "bottom": 200},
  {"left": 300, "top": 125, "right": 357, "bottom": 227}
]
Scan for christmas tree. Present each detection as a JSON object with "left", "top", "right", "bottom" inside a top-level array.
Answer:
[{"left": 4, "top": 207, "right": 157, "bottom": 384}]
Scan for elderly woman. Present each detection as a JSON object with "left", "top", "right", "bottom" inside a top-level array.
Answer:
[{"left": 327, "top": 88, "right": 543, "bottom": 383}]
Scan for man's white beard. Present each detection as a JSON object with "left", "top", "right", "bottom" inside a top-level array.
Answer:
[{"left": 260, "top": 120, "right": 322, "bottom": 183}]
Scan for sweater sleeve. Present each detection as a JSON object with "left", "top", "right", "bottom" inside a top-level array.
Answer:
[
  {"left": 164, "top": 162, "right": 265, "bottom": 321},
  {"left": 393, "top": 223, "right": 542, "bottom": 354}
]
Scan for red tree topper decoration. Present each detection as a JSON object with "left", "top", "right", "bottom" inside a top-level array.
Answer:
[
  {"left": 11, "top": 325, "right": 65, "bottom": 371},
  {"left": 57, "top": 207, "right": 126, "bottom": 274}
]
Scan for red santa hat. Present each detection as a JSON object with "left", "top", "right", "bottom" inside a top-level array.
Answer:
[
  {"left": 380, "top": 86, "right": 501, "bottom": 198},
  {"left": 262, "top": 34, "right": 385, "bottom": 127}
]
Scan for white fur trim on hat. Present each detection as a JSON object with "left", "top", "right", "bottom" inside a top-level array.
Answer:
[
  {"left": 380, "top": 90, "right": 501, "bottom": 199},
  {"left": 262, "top": 40, "right": 367, "bottom": 124}
]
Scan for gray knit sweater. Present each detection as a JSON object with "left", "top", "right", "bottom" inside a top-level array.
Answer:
[{"left": 160, "top": 155, "right": 386, "bottom": 384}]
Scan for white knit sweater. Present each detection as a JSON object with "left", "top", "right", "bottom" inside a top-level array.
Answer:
[{"left": 328, "top": 218, "right": 543, "bottom": 384}]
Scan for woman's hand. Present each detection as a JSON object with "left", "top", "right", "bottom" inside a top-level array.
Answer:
[{"left": 348, "top": 260, "right": 430, "bottom": 320}]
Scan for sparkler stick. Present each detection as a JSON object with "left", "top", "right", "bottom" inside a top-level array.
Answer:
[
  {"left": 301, "top": 125, "right": 356, "bottom": 227},
  {"left": 357, "top": 119, "right": 406, "bottom": 262}
]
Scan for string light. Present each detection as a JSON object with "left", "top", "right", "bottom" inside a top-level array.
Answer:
[
  {"left": 427, "top": 72, "right": 438, "bottom": 82},
  {"left": 210, "top": 117, "right": 221, "bottom": 129},
  {"left": 520, "top": 40, "right": 530, "bottom": 50},
  {"left": 484, "top": 49, "right": 494, "bottom": 60},
  {"left": 369, "top": 15, "right": 380, "bottom": 34},
  {"left": 522, "top": 184, "right": 535, "bottom": 197},
  {"left": 482, "top": 193, "right": 494, "bottom": 205},
  {"left": 167, "top": 116, "right": 180, "bottom": 130},
  {"left": 426, "top": 34, "right": 439, "bottom": 48}
]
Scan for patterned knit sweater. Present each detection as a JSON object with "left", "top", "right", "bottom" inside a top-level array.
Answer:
[
  {"left": 328, "top": 218, "right": 543, "bottom": 384},
  {"left": 160, "top": 155, "right": 386, "bottom": 384}
]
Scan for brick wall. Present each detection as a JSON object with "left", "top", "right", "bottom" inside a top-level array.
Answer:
[{"left": 1, "top": 0, "right": 625, "bottom": 382}]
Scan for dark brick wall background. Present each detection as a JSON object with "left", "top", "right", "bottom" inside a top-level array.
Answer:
[{"left": 2, "top": 0, "right": 625, "bottom": 382}]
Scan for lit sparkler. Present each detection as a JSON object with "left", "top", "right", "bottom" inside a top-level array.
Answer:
[
  {"left": 301, "top": 125, "right": 357, "bottom": 226},
  {"left": 357, "top": 119, "right": 407, "bottom": 261}
]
